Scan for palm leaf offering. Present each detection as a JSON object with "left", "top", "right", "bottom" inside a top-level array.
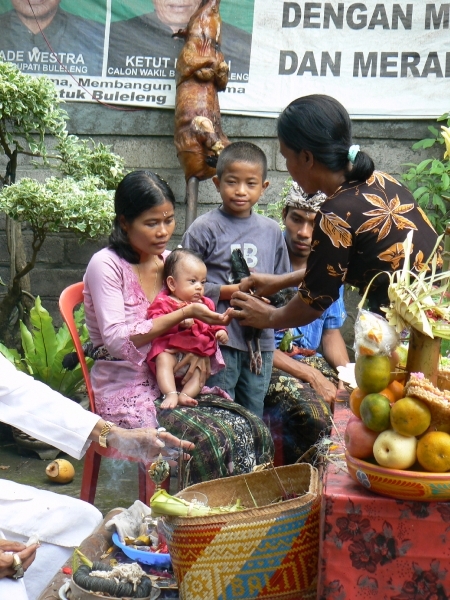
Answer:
[
  {"left": 150, "top": 489, "right": 244, "bottom": 518},
  {"left": 380, "top": 231, "right": 450, "bottom": 339}
]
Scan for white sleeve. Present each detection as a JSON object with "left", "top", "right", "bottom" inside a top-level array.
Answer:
[{"left": 0, "top": 355, "right": 100, "bottom": 459}]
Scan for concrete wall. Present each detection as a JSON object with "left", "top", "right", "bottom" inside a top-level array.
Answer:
[{"left": 0, "top": 102, "right": 437, "bottom": 327}]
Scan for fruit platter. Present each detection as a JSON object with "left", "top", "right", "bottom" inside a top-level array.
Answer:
[
  {"left": 343, "top": 265, "right": 450, "bottom": 501},
  {"left": 345, "top": 451, "right": 450, "bottom": 501},
  {"left": 323, "top": 231, "right": 450, "bottom": 600},
  {"left": 345, "top": 354, "right": 450, "bottom": 500}
]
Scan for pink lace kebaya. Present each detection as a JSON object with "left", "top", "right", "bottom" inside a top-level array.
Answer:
[{"left": 83, "top": 248, "right": 227, "bottom": 429}]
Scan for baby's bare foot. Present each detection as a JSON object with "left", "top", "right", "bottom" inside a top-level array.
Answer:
[
  {"left": 160, "top": 391, "right": 179, "bottom": 409},
  {"left": 178, "top": 392, "right": 198, "bottom": 407}
]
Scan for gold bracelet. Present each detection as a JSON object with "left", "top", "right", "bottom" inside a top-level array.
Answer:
[{"left": 181, "top": 306, "right": 186, "bottom": 325}]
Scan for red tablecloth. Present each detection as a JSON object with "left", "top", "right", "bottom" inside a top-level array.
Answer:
[{"left": 317, "top": 402, "right": 450, "bottom": 600}]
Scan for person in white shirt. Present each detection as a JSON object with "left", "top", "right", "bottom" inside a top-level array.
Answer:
[{"left": 0, "top": 354, "right": 193, "bottom": 600}]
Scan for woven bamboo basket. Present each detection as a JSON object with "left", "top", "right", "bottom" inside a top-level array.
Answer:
[{"left": 161, "top": 463, "right": 320, "bottom": 600}]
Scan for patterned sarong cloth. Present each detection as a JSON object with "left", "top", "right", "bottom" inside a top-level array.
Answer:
[
  {"left": 156, "top": 394, "right": 274, "bottom": 485},
  {"left": 264, "top": 367, "right": 332, "bottom": 465}
]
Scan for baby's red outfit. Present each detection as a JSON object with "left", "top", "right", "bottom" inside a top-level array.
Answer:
[{"left": 145, "top": 289, "right": 227, "bottom": 375}]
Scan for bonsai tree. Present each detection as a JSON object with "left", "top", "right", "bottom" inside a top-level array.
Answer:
[{"left": 0, "top": 60, "right": 123, "bottom": 344}]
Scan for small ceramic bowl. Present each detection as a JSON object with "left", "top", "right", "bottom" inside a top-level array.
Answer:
[{"left": 345, "top": 451, "right": 450, "bottom": 501}]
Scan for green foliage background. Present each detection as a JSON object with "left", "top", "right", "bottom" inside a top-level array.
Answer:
[
  {"left": 401, "top": 113, "right": 450, "bottom": 235},
  {"left": 0, "top": 297, "right": 92, "bottom": 398}
]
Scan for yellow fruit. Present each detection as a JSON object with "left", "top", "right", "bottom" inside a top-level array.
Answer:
[
  {"left": 417, "top": 431, "right": 450, "bottom": 472},
  {"left": 360, "top": 393, "right": 391, "bottom": 432},
  {"left": 355, "top": 354, "right": 391, "bottom": 394},
  {"left": 349, "top": 387, "right": 366, "bottom": 418},
  {"left": 390, "top": 397, "right": 431, "bottom": 437},
  {"left": 45, "top": 458, "right": 75, "bottom": 484}
]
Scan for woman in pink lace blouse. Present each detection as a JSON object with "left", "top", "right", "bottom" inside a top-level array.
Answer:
[{"left": 83, "top": 171, "right": 273, "bottom": 482}]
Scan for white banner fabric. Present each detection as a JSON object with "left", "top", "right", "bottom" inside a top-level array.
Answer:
[{"left": 0, "top": 1, "right": 448, "bottom": 118}]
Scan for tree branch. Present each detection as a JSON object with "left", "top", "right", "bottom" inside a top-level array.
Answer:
[
  {"left": 12, "top": 229, "right": 46, "bottom": 284},
  {"left": 0, "top": 121, "right": 13, "bottom": 159}
]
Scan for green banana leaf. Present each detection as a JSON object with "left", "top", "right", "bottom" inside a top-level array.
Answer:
[
  {"left": 0, "top": 343, "right": 28, "bottom": 373},
  {"left": 0, "top": 297, "right": 91, "bottom": 398},
  {"left": 28, "top": 296, "right": 58, "bottom": 373}
]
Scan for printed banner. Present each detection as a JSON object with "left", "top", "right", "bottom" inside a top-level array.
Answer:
[{"left": 0, "top": 1, "right": 448, "bottom": 118}]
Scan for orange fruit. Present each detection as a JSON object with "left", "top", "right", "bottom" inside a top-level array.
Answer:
[
  {"left": 379, "top": 387, "right": 396, "bottom": 403},
  {"left": 355, "top": 355, "right": 391, "bottom": 394},
  {"left": 387, "top": 380, "right": 405, "bottom": 402},
  {"left": 390, "top": 397, "right": 431, "bottom": 437},
  {"left": 349, "top": 388, "right": 366, "bottom": 418},
  {"left": 417, "top": 431, "right": 450, "bottom": 472},
  {"left": 360, "top": 393, "right": 391, "bottom": 432}
]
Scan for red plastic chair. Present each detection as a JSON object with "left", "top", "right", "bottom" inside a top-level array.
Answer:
[{"left": 59, "top": 282, "right": 157, "bottom": 505}]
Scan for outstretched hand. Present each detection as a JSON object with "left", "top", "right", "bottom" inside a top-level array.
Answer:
[
  {"left": 107, "top": 427, "right": 195, "bottom": 466},
  {"left": 189, "top": 303, "right": 233, "bottom": 325}
]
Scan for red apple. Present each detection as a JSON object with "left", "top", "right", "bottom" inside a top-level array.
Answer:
[{"left": 345, "top": 415, "right": 379, "bottom": 459}]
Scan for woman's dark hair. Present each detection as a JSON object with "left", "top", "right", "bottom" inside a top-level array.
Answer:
[
  {"left": 163, "top": 248, "right": 204, "bottom": 283},
  {"left": 277, "top": 94, "right": 374, "bottom": 183},
  {"left": 109, "top": 170, "right": 176, "bottom": 263}
]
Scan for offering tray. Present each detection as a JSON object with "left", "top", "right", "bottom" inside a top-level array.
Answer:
[{"left": 345, "top": 450, "right": 450, "bottom": 501}]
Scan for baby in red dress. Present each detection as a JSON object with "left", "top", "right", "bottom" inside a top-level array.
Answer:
[{"left": 146, "top": 248, "right": 229, "bottom": 409}]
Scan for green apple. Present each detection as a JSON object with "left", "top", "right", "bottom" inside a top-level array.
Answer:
[{"left": 373, "top": 429, "right": 417, "bottom": 469}]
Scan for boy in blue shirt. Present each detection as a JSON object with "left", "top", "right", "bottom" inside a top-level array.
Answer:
[
  {"left": 273, "top": 183, "right": 349, "bottom": 404},
  {"left": 182, "top": 142, "right": 290, "bottom": 418}
]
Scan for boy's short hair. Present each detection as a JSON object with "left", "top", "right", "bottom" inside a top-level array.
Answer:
[
  {"left": 216, "top": 141, "right": 268, "bottom": 180},
  {"left": 164, "top": 247, "right": 204, "bottom": 281}
]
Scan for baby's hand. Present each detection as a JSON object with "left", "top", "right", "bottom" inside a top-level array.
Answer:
[
  {"left": 216, "top": 330, "right": 229, "bottom": 344},
  {"left": 180, "top": 317, "right": 194, "bottom": 329}
]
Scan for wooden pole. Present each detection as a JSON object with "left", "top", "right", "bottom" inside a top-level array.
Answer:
[
  {"left": 184, "top": 176, "right": 199, "bottom": 232},
  {"left": 406, "top": 327, "right": 441, "bottom": 385}
]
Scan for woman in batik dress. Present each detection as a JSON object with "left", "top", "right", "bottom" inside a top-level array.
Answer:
[{"left": 230, "top": 94, "right": 441, "bottom": 330}]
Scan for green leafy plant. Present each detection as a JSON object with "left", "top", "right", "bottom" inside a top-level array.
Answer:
[
  {"left": 254, "top": 176, "right": 292, "bottom": 228},
  {"left": 0, "top": 60, "right": 124, "bottom": 343},
  {"left": 0, "top": 296, "right": 92, "bottom": 398},
  {"left": 401, "top": 112, "right": 450, "bottom": 234}
]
